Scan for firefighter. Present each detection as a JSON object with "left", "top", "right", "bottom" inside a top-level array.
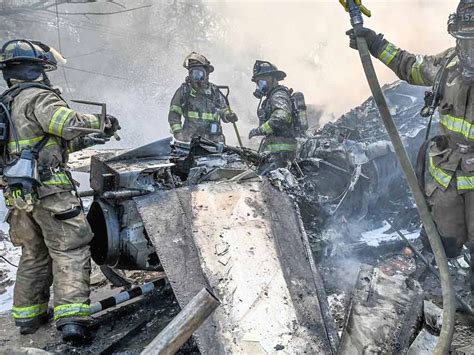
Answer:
[
  {"left": 168, "top": 52, "right": 238, "bottom": 143},
  {"left": 346, "top": 0, "right": 474, "bottom": 291},
  {"left": 0, "top": 40, "right": 120, "bottom": 342},
  {"left": 248, "top": 60, "right": 298, "bottom": 174}
]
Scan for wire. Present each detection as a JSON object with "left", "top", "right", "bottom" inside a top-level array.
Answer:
[
  {"left": 0, "top": 255, "right": 18, "bottom": 268},
  {"left": 55, "top": 0, "right": 72, "bottom": 95},
  {"left": 62, "top": 65, "right": 129, "bottom": 81}
]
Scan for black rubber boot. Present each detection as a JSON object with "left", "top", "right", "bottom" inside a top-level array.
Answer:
[
  {"left": 16, "top": 312, "right": 50, "bottom": 335},
  {"left": 57, "top": 318, "right": 91, "bottom": 345},
  {"left": 61, "top": 324, "right": 90, "bottom": 344}
]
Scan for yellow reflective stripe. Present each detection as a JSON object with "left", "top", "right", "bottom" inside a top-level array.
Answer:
[
  {"left": 378, "top": 43, "right": 399, "bottom": 65},
  {"left": 201, "top": 112, "right": 218, "bottom": 121},
  {"left": 261, "top": 122, "right": 273, "bottom": 134},
  {"left": 187, "top": 111, "right": 219, "bottom": 121},
  {"left": 42, "top": 172, "right": 72, "bottom": 187},
  {"left": 49, "top": 107, "right": 73, "bottom": 136},
  {"left": 8, "top": 136, "right": 44, "bottom": 151},
  {"left": 12, "top": 303, "right": 48, "bottom": 319},
  {"left": 8, "top": 136, "right": 59, "bottom": 154},
  {"left": 188, "top": 111, "right": 199, "bottom": 119},
  {"left": 88, "top": 114, "right": 100, "bottom": 129},
  {"left": 440, "top": 114, "right": 474, "bottom": 140},
  {"left": 457, "top": 175, "right": 474, "bottom": 190},
  {"left": 428, "top": 156, "right": 453, "bottom": 189},
  {"left": 170, "top": 105, "right": 183, "bottom": 115},
  {"left": 171, "top": 123, "right": 182, "bottom": 133},
  {"left": 410, "top": 55, "right": 428, "bottom": 86},
  {"left": 54, "top": 303, "right": 91, "bottom": 320},
  {"left": 264, "top": 143, "right": 297, "bottom": 153}
]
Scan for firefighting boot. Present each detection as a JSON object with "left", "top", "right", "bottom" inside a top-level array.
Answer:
[
  {"left": 57, "top": 318, "right": 91, "bottom": 345},
  {"left": 16, "top": 312, "right": 50, "bottom": 335}
]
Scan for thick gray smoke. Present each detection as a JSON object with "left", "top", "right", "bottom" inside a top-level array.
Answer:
[{"left": 0, "top": 0, "right": 455, "bottom": 148}]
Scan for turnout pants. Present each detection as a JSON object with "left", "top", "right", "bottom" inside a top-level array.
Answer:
[
  {"left": 9, "top": 191, "right": 93, "bottom": 326},
  {"left": 428, "top": 182, "right": 474, "bottom": 258}
]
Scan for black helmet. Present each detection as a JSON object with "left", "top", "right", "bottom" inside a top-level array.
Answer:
[
  {"left": 0, "top": 39, "right": 64, "bottom": 71},
  {"left": 251, "top": 60, "right": 286, "bottom": 82},
  {"left": 448, "top": 0, "right": 474, "bottom": 39},
  {"left": 183, "top": 52, "right": 214, "bottom": 73}
]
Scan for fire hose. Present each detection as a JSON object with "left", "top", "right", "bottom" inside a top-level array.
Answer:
[{"left": 340, "top": 1, "right": 455, "bottom": 353}]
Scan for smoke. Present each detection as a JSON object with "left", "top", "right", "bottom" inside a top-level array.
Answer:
[{"left": 1, "top": 0, "right": 456, "bottom": 148}]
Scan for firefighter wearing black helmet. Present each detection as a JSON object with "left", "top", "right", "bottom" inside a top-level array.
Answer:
[
  {"left": 168, "top": 52, "right": 237, "bottom": 143},
  {"left": 0, "top": 39, "right": 120, "bottom": 342},
  {"left": 248, "top": 60, "right": 297, "bottom": 174},
  {"left": 346, "top": 0, "right": 474, "bottom": 292}
]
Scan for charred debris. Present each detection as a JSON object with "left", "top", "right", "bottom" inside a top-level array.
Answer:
[{"left": 2, "top": 81, "right": 473, "bottom": 353}]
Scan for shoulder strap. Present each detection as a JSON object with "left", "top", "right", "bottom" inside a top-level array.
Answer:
[
  {"left": 1, "top": 82, "right": 59, "bottom": 105},
  {"left": 433, "top": 51, "right": 458, "bottom": 103},
  {"left": 180, "top": 83, "right": 190, "bottom": 117}
]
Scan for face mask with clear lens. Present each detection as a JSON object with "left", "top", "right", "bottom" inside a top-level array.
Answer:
[
  {"left": 189, "top": 68, "right": 206, "bottom": 82},
  {"left": 257, "top": 79, "right": 269, "bottom": 94}
]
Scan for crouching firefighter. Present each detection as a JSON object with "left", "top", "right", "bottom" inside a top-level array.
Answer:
[
  {"left": 168, "top": 52, "right": 238, "bottom": 143},
  {"left": 248, "top": 60, "right": 308, "bottom": 174},
  {"left": 346, "top": 0, "right": 474, "bottom": 292},
  {"left": 0, "top": 40, "right": 120, "bottom": 342}
]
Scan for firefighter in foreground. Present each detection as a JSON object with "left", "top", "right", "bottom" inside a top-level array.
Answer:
[
  {"left": 0, "top": 40, "right": 120, "bottom": 342},
  {"left": 346, "top": 0, "right": 474, "bottom": 291},
  {"left": 248, "top": 60, "right": 305, "bottom": 174},
  {"left": 168, "top": 52, "right": 238, "bottom": 143}
]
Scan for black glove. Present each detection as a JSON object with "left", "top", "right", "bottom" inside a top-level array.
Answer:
[
  {"left": 248, "top": 127, "right": 263, "bottom": 139},
  {"left": 223, "top": 112, "right": 238, "bottom": 123},
  {"left": 82, "top": 133, "right": 110, "bottom": 147},
  {"left": 345, "top": 27, "right": 384, "bottom": 57},
  {"left": 103, "top": 114, "right": 121, "bottom": 137}
]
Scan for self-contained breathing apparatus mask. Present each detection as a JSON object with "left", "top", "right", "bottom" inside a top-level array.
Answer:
[
  {"left": 448, "top": 1, "right": 474, "bottom": 79},
  {"left": 253, "top": 79, "right": 270, "bottom": 99},
  {"left": 189, "top": 67, "right": 207, "bottom": 83}
]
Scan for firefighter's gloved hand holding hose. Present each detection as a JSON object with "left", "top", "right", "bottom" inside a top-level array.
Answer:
[{"left": 340, "top": 1, "right": 455, "bottom": 353}]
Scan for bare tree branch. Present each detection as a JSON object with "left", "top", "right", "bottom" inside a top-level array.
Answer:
[
  {"left": 42, "top": 4, "right": 152, "bottom": 16},
  {"left": 0, "top": 0, "right": 147, "bottom": 16}
]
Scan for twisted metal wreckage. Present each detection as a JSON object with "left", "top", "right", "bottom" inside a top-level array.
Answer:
[{"left": 59, "top": 79, "right": 469, "bottom": 353}]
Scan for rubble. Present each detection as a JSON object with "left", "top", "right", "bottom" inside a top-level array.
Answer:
[{"left": 1, "top": 81, "right": 473, "bottom": 353}]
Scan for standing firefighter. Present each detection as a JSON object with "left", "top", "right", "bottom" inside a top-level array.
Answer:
[
  {"left": 0, "top": 40, "right": 120, "bottom": 342},
  {"left": 248, "top": 60, "right": 305, "bottom": 174},
  {"left": 346, "top": 1, "right": 474, "bottom": 291},
  {"left": 168, "top": 52, "right": 238, "bottom": 143}
]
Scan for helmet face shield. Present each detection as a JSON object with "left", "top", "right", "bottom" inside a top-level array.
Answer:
[
  {"left": 189, "top": 67, "right": 207, "bottom": 82},
  {"left": 458, "top": 38, "right": 474, "bottom": 78}
]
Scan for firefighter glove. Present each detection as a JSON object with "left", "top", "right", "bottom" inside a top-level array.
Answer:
[
  {"left": 103, "top": 114, "right": 121, "bottom": 137},
  {"left": 248, "top": 127, "right": 263, "bottom": 139},
  {"left": 346, "top": 27, "right": 384, "bottom": 57},
  {"left": 223, "top": 112, "right": 238, "bottom": 123}
]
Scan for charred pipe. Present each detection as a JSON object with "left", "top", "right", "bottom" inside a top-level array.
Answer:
[
  {"left": 78, "top": 189, "right": 96, "bottom": 198},
  {"left": 90, "top": 278, "right": 166, "bottom": 314},
  {"left": 101, "top": 189, "right": 150, "bottom": 200},
  {"left": 141, "top": 288, "right": 220, "bottom": 355}
]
